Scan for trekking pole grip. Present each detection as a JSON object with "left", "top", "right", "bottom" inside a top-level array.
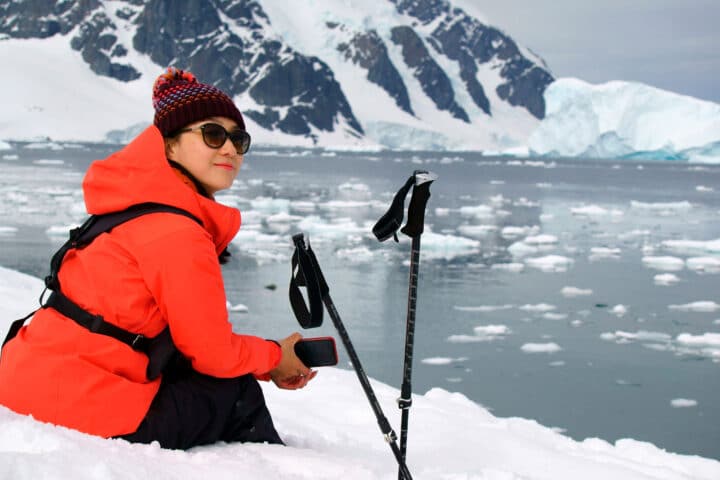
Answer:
[{"left": 400, "top": 171, "right": 436, "bottom": 238}]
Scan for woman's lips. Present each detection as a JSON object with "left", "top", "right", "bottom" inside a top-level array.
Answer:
[{"left": 214, "top": 163, "right": 234, "bottom": 170}]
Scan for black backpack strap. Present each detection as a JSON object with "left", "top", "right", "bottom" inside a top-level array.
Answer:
[
  {"left": 45, "top": 203, "right": 203, "bottom": 292},
  {"left": 3, "top": 203, "right": 204, "bottom": 379},
  {"left": 43, "top": 292, "right": 150, "bottom": 351},
  {"left": 2, "top": 310, "right": 37, "bottom": 349}
]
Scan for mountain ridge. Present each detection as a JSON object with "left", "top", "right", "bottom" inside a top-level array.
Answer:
[{"left": 0, "top": 0, "right": 554, "bottom": 150}]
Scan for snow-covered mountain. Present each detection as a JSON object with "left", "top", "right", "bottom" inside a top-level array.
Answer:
[
  {"left": 529, "top": 78, "right": 720, "bottom": 163},
  {"left": 0, "top": 0, "right": 553, "bottom": 150}
]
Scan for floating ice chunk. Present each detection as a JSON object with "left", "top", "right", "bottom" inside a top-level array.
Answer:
[
  {"left": 524, "top": 234, "right": 558, "bottom": 245},
  {"left": 473, "top": 325, "right": 511, "bottom": 336},
  {"left": 519, "top": 303, "right": 556, "bottom": 313},
  {"left": 231, "top": 229, "right": 290, "bottom": 264},
  {"left": 421, "top": 356, "right": 468, "bottom": 365},
  {"left": 696, "top": 185, "right": 714, "bottom": 192},
  {"left": 419, "top": 231, "right": 480, "bottom": 261},
  {"left": 240, "top": 210, "right": 262, "bottom": 225},
  {"left": 686, "top": 257, "right": 720, "bottom": 273},
  {"left": 610, "top": 305, "right": 628, "bottom": 317},
  {"left": 654, "top": 273, "right": 680, "bottom": 286},
  {"left": 338, "top": 182, "right": 370, "bottom": 193},
  {"left": 435, "top": 207, "right": 450, "bottom": 216},
  {"left": 571, "top": 205, "right": 623, "bottom": 217},
  {"left": 296, "top": 216, "right": 364, "bottom": 240},
  {"left": 336, "top": 246, "right": 374, "bottom": 263},
  {"left": 491, "top": 262, "right": 525, "bottom": 272},
  {"left": 671, "top": 398, "right": 698, "bottom": 408},
  {"left": 0, "top": 140, "right": 11, "bottom": 150},
  {"left": 521, "top": 342, "right": 561, "bottom": 353},
  {"left": 46, "top": 225, "right": 76, "bottom": 237},
  {"left": 630, "top": 201, "right": 692, "bottom": 215},
  {"left": 32, "top": 159, "right": 64, "bottom": 165},
  {"left": 250, "top": 197, "right": 290, "bottom": 214},
  {"left": 0, "top": 226, "right": 18, "bottom": 236},
  {"left": 457, "top": 224, "right": 497, "bottom": 238},
  {"left": 525, "top": 255, "right": 573, "bottom": 272},
  {"left": 289, "top": 201, "right": 316, "bottom": 213},
  {"left": 266, "top": 212, "right": 302, "bottom": 224},
  {"left": 589, "top": 247, "right": 621, "bottom": 261},
  {"left": 662, "top": 238, "right": 720, "bottom": 255},
  {"left": 561, "top": 286, "right": 592, "bottom": 297},
  {"left": 543, "top": 313, "right": 568, "bottom": 320},
  {"left": 600, "top": 331, "right": 672, "bottom": 343},
  {"left": 319, "top": 200, "right": 372, "bottom": 210},
  {"left": 641, "top": 256, "right": 685, "bottom": 271},
  {"left": 501, "top": 225, "right": 540, "bottom": 240},
  {"left": 226, "top": 302, "right": 249, "bottom": 313},
  {"left": 676, "top": 333, "right": 720, "bottom": 346},
  {"left": 508, "top": 241, "right": 538, "bottom": 258},
  {"left": 669, "top": 301, "right": 720, "bottom": 312},
  {"left": 447, "top": 324, "right": 510, "bottom": 343},
  {"left": 459, "top": 204, "right": 494, "bottom": 219}
]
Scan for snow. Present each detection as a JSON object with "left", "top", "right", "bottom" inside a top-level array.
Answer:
[
  {"left": 4, "top": 265, "right": 719, "bottom": 479},
  {"left": 529, "top": 78, "right": 720, "bottom": 163}
]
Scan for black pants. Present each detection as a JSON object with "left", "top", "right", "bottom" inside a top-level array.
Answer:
[{"left": 119, "top": 369, "right": 283, "bottom": 450}]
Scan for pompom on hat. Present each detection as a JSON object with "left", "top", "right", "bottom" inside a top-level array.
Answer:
[{"left": 152, "top": 67, "right": 245, "bottom": 136}]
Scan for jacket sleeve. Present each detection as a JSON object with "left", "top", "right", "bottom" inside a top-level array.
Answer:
[{"left": 135, "top": 222, "right": 281, "bottom": 379}]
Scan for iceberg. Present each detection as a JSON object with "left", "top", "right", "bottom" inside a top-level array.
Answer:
[{"left": 529, "top": 78, "right": 720, "bottom": 163}]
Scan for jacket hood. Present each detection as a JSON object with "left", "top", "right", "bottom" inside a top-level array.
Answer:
[{"left": 83, "top": 125, "right": 241, "bottom": 253}]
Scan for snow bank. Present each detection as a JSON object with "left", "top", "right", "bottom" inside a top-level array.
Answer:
[
  {"left": 2, "top": 265, "right": 720, "bottom": 479},
  {"left": 529, "top": 78, "right": 720, "bottom": 163}
]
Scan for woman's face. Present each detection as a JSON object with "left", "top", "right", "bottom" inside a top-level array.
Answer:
[{"left": 166, "top": 116, "right": 244, "bottom": 195}]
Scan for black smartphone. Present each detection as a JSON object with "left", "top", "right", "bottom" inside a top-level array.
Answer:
[{"left": 294, "top": 337, "right": 338, "bottom": 367}]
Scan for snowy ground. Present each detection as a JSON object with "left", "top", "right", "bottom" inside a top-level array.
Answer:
[{"left": 1, "top": 266, "right": 719, "bottom": 479}]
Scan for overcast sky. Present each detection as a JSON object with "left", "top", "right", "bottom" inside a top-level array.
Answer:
[{"left": 464, "top": 0, "right": 719, "bottom": 103}]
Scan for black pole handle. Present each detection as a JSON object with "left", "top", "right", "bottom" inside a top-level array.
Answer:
[{"left": 400, "top": 179, "right": 432, "bottom": 238}]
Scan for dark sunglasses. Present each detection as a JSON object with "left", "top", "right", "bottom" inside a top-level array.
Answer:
[{"left": 177, "top": 123, "right": 251, "bottom": 154}]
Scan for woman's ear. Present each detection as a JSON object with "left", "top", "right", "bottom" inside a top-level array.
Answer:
[{"left": 164, "top": 137, "right": 177, "bottom": 161}]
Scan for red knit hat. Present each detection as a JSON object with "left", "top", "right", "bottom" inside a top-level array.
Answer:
[{"left": 152, "top": 67, "right": 245, "bottom": 136}]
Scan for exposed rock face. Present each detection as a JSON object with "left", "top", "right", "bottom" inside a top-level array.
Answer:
[
  {"left": 391, "top": 0, "right": 553, "bottom": 118},
  {"left": 337, "top": 28, "right": 414, "bottom": 116},
  {"left": 391, "top": 25, "right": 469, "bottom": 122}
]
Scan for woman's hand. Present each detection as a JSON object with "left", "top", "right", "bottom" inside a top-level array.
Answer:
[{"left": 269, "top": 332, "right": 317, "bottom": 390}]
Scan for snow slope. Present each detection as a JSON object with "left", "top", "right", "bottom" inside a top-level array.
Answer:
[
  {"left": 528, "top": 78, "right": 720, "bottom": 162},
  {"left": 1, "top": 265, "right": 719, "bottom": 479},
  {"left": 259, "top": 0, "right": 540, "bottom": 151}
]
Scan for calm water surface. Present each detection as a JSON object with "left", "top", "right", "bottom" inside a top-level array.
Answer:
[{"left": 1, "top": 143, "right": 719, "bottom": 459}]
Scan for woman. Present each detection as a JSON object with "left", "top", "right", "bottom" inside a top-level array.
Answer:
[{"left": 0, "top": 67, "right": 315, "bottom": 449}]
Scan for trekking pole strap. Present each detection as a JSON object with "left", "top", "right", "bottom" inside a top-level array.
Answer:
[{"left": 289, "top": 234, "right": 328, "bottom": 328}]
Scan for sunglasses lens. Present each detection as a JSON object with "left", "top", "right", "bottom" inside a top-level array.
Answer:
[
  {"left": 200, "top": 123, "right": 228, "bottom": 148},
  {"left": 230, "top": 130, "right": 251, "bottom": 154}
]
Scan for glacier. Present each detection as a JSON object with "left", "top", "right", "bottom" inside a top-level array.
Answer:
[{"left": 528, "top": 78, "right": 720, "bottom": 163}]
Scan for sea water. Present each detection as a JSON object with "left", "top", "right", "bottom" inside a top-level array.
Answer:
[{"left": 1, "top": 143, "right": 718, "bottom": 459}]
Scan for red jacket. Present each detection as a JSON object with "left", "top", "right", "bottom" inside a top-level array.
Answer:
[{"left": 0, "top": 126, "right": 281, "bottom": 437}]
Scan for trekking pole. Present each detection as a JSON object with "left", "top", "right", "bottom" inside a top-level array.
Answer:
[
  {"left": 372, "top": 170, "right": 437, "bottom": 480},
  {"left": 289, "top": 234, "right": 413, "bottom": 480}
]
